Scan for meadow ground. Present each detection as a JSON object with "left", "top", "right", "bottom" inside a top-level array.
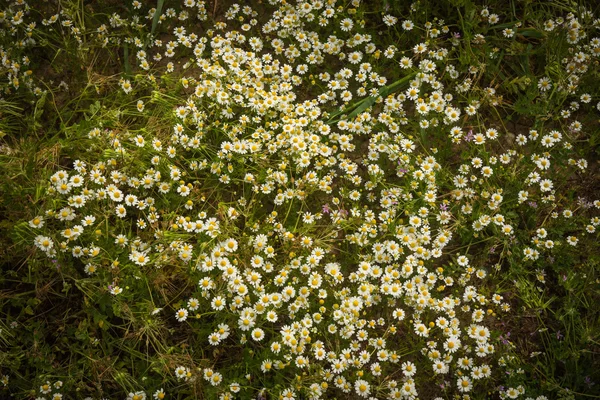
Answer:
[{"left": 0, "top": 0, "right": 599, "bottom": 399}]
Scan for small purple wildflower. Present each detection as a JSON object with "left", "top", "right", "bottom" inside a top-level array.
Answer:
[
  {"left": 584, "top": 376, "right": 595, "bottom": 388},
  {"left": 465, "top": 130, "right": 474, "bottom": 142},
  {"left": 499, "top": 331, "right": 511, "bottom": 345},
  {"left": 578, "top": 197, "right": 594, "bottom": 209}
]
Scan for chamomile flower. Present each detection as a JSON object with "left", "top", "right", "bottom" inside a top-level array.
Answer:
[
  {"left": 187, "top": 297, "right": 200, "bottom": 311},
  {"left": 175, "top": 308, "right": 188, "bottom": 322},
  {"left": 29, "top": 216, "right": 45, "bottom": 229},
  {"left": 34, "top": 235, "right": 54, "bottom": 252},
  {"left": 340, "top": 18, "right": 354, "bottom": 32},
  {"left": 383, "top": 15, "right": 398, "bottom": 26},
  {"left": 457, "top": 376, "right": 473, "bottom": 392},
  {"left": 153, "top": 389, "right": 166, "bottom": 400},
  {"left": 211, "top": 296, "right": 226, "bottom": 311},
  {"left": 120, "top": 79, "right": 133, "bottom": 94},
  {"left": 208, "top": 332, "right": 222, "bottom": 345},
  {"left": 354, "top": 379, "right": 371, "bottom": 398},
  {"left": 127, "top": 391, "right": 146, "bottom": 400},
  {"left": 539, "top": 179, "right": 554, "bottom": 192},
  {"left": 261, "top": 359, "right": 273, "bottom": 373},
  {"left": 402, "top": 361, "right": 417, "bottom": 377},
  {"left": 109, "top": 285, "right": 123, "bottom": 295},
  {"left": 174, "top": 366, "right": 189, "bottom": 380},
  {"left": 40, "top": 382, "right": 52, "bottom": 394},
  {"left": 402, "top": 20, "right": 414, "bottom": 30},
  {"left": 538, "top": 77, "right": 552, "bottom": 91}
]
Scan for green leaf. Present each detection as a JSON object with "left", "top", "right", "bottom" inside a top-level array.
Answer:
[
  {"left": 327, "top": 72, "right": 416, "bottom": 124},
  {"left": 151, "top": 0, "right": 165, "bottom": 37},
  {"left": 33, "top": 91, "right": 47, "bottom": 122},
  {"left": 345, "top": 96, "right": 377, "bottom": 121},
  {"left": 519, "top": 28, "right": 545, "bottom": 39},
  {"left": 86, "top": 100, "right": 101, "bottom": 120}
]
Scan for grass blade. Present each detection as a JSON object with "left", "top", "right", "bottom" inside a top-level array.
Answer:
[
  {"left": 327, "top": 72, "right": 416, "bottom": 124},
  {"left": 151, "top": 0, "right": 165, "bottom": 37}
]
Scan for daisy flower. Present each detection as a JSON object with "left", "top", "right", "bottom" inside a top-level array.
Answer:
[
  {"left": 174, "top": 366, "right": 189, "bottom": 380},
  {"left": 153, "top": 389, "right": 166, "bottom": 400},
  {"left": 109, "top": 285, "right": 123, "bottom": 295},
  {"left": 29, "top": 216, "right": 45, "bottom": 229},
  {"left": 40, "top": 382, "right": 52, "bottom": 394},
  {"left": 127, "top": 392, "right": 146, "bottom": 400},
  {"left": 251, "top": 328, "right": 265, "bottom": 341},
  {"left": 538, "top": 77, "right": 552, "bottom": 91},
  {"left": 340, "top": 18, "right": 353, "bottom": 31},
  {"left": 187, "top": 297, "right": 200, "bottom": 311},
  {"left": 383, "top": 15, "right": 398, "bottom": 26},
  {"left": 120, "top": 79, "right": 133, "bottom": 94},
  {"left": 34, "top": 235, "right": 54, "bottom": 252},
  {"left": 354, "top": 379, "right": 371, "bottom": 398},
  {"left": 175, "top": 308, "right": 188, "bottom": 322},
  {"left": 457, "top": 376, "right": 473, "bottom": 392},
  {"left": 401, "top": 361, "right": 417, "bottom": 377}
]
